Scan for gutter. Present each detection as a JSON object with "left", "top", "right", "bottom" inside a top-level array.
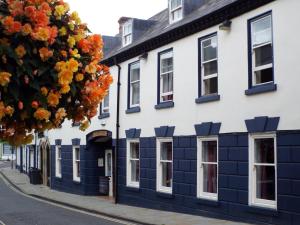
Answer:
[{"left": 114, "top": 57, "right": 121, "bottom": 204}]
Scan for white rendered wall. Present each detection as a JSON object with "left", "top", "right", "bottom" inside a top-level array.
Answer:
[{"left": 49, "top": 0, "right": 300, "bottom": 145}]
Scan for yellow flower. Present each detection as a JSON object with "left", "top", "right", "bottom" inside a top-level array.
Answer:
[
  {"left": 59, "top": 26, "right": 67, "bottom": 36},
  {"left": 75, "top": 73, "right": 84, "bottom": 82},
  {"left": 70, "top": 49, "right": 80, "bottom": 58},
  {"left": 32, "top": 27, "right": 50, "bottom": 41},
  {"left": 58, "top": 70, "right": 73, "bottom": 85},
  {"left": 79, "top": 120, "right": 90, "bottom": 131},
  {"left": 85, "top": 63, "right": 97, "bottom": 74},
  {"left": 67, "top": 36, "right": 75, "bottom": 48},
  {"left": 68, "top": 22, "right": 75, "bottom": 31},
  {"left": 68, "top": 58, "right": 79, "bottom": 73},
  {"left": 40, "top": 87, "right": 48, "bottom": 96},
  {"left": 54, "top": 5, "right": 67, "bottom": 18},
  {"left": 55, "top": 61, "right": 67, "bottom": 72},
  {"left": 15, "top": 45, "right": 26, "bottom": 58},
  {"left": 60, "top": 84, "right": 70, "bottom": 94},
  {"left": 0, "top": 72, "right": 11, "bottom": 86},
  {"left": 5, "top": 106, "right": 14, "bottom": 117},
  {"left": 70, "top": 11, "right": 81, "bottom": 24},
  {"left": 55, "top": 108, "right": 66, "bottom": 121},
  {"left": 47, "top": 91, "right": 61, "bottom": 107},
  {"left": 34, "top": 108, "right": 51, "bottom": 121}
]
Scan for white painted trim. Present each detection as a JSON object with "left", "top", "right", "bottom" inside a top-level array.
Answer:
[
  {"left": 126, "top": 139, "right": 140, "bottom": 188},
  {"left": 197, "top": 136, "right": 218, "bottom": 201},
  {"left": 55, "top": 145, "right": 62, "bottom": 178},
  {"left": 105, "top": 149, "right": 113, "bottom": 177},
  {"left": 169, "top": 0, "right": 183, "bottom": 24},
  {"left": 248, "top": 133, "right": 277, "bottom": 209},
  {"left": 72, "top": 146, "right": 80, "bottom": 182},
  {"left": 156, "top": 138, "right": 173, "bottom": 194}
]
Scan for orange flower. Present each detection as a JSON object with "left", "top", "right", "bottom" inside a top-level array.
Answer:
[
  {"left": 21, "top": 23, "right": 32, "bottom": 36},
  {"left": 60, "top": 84, "right": 70, "bottom": 94},
  {"left": 0, "top": 102, "right": 6, "bottom": 120},
  {"left": 55, "top": 108, "right": 66, "bottom": 121},
  {"left": 34, "top": 108, "right": 51, "bottom": 121},
  {"left": 75, "top": 73, "right": 84, "bottom": 82},
  {"left": 48, "top": 26, "right": 58, "bottom": 45},
  {"left": 32, "top": 27, "right": 50, "bottom": 41},
  {"left": 85, "top": 63, "right": 97, "bottom": 74},
  {"left": 0, "top": 72, "right": 12, "bottom": 86},
  {"left": 39, "top": 2, "right": 52, "bottom": 15},
  {"left": 39, "top": 47, "right": 53, "bottom": 61},
  {"left": 31, "top": 101, "right": 39, "bottom": 109},
  {"left": 24, "top": 6, "right": 36, "bottom": 18},
  {"left": 47, "top": 91, "right": 61, "bottom": 107},
  {"left": 60, "top": 50, "right": 67, "bottom": 58},
  {"left": 15, "top": 45, "right": 26, "bottom": 58},
  {"left": 40, "top": 87, "right": 48, "bottom": 96},
  {"left": 68, "top": 58, "right": 79, "bottom": 73},
  {"left": 58, "top": 70, "right": 73, "bottom": 85},
  {"left": 5, "top": 106, "right": 14, "bottom": 116}
]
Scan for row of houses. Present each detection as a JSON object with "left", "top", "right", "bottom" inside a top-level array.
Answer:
[{"left": 13, "top": 0, "right": 300, "bottom": 224}]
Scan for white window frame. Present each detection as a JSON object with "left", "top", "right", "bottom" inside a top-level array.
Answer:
[
  {"left": 122, "top": 20, "right": 132, "bottom": 47},
  {"left": 197, "top": 137, "right": 218, "bottom": 201},
  {"left": 101, "top": 90, "right": 109, "bottom": 114},
  {"left": 250, "top": 14, "right": 273, "bottom": 86},
  {"left": 169, "top": 0, "right": 183, "bottom": 23},
  {"left": 129, "top": 62, "right": 140, "bottom": 108},
  {"left": 156, "top": 138, "right": 173, "bottom": 194},
  {"left": 249, "top": 133, "right": 277, "bottom": 209},
  {"left": 160, "top": 50, "right": 174, "bottom": 103},
  {"left": 72, "top": 146, "right": 80, "bottom": 182},
  {"left": 126, "top": 139, "right": 140, "bottom": 188},
  {"left": 200, "top": 34, "right": 218, "bottom": 96},
  {"left": 55, "top": 145, "right": 62, "bottom": 178}
]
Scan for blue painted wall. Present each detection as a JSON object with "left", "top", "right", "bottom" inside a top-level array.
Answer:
[{"left": 117, "top": 131, "right": 300, "bottom": 225}]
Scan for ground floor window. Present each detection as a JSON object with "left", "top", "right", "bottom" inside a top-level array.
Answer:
[
  {"left": 197, "top": 137, "right": 218, "bottom": 200},
  {"left": 126, "top": 139, "right": 140, "bottom": 187},
  {"left": 249, "top": 133, "right": 277, "bottom": 209},
  {"left": 156, "top": 138, "right": 173, "bottom": 194},
  {"left": 55, "top": 146, "right": 62, "bottom": 178},
  {"left": 73, "top": 146, "right": 80, "bottom": 182}
]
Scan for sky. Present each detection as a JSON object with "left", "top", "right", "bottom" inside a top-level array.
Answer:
[{"left": 65, "top": 0, "right": 167, "bottom": 36}]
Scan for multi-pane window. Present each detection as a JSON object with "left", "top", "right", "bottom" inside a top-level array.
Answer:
[
  {"left": 101, "top": 90, "right": 109, "bottom": 114},
  {"left": 55, "top": 146, "right": 62, "bottom": 178},
  {"left": 123, "top": 21, "right": 132, "bottom": 46},
  {"left": 200, "top": 34, "right": 218, "bottom": 96},
  {"left": 169, "top": 0, "right": 183, "bottom": 23},
  {"left": 73, "top": 146, "right": 80, "bottom": 182},
  {"left": 126, "top": 140, "right": 140, "bottom": 187},
  {"left": 249, "top": 134, "right": 276, "bottom": 209},
  {"left": 157, "top": 139, "right": 173, "bottom": 193},
  {"left": 129, "top": 62, "right": 140, "bottom": 107},
  {"left": 159, "top": 50, "right": 173, "bottom": 102},
  {"left": 250, "top": 14, "right": 273, "bottom": 86},
  {"left": 197, "top": 138, "right": 218, "bottom": 200}
]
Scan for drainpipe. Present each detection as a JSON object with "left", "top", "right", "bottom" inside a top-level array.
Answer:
[{"left": 114, "top": 57, "right": 121, "bottom": 204}]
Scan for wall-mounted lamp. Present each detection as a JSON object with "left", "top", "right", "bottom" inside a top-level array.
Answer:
[
  {"left": 139, "top": 52, "right": 148, "bottom": 60},
  {"left": 219, "top": 20, "right": 232, "bottom": 31}
]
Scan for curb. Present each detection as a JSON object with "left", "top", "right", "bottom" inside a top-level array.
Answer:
[{"left": 0, "top": 170, "right": 154, "bottom": 225}]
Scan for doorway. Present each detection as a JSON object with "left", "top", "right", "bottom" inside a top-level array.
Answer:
[{"left": 40, "top": 140, "right": 51, "bottom": 186}]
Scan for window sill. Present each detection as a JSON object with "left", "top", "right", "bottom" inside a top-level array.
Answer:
[
  {"left": 247, "top": 205, "right": 278, "bottom": 216},
  {"left": 126, "top": 106, "right": 141, "bottom": 114},
  {"left": 245, "top": 83, "right": 277, "bottom": 96},
  {"left": 125, "top": 186, "right": 140, "bottom": 192},
  {"left": 195, "top": 94, "right": 220, "bottom": 104},
  {"left": 155, "top": 101, "right": 174, "bottom": 110},
  {"left": 73, "top": 180, "right": 81, "bottom": 184},
  {"left": 156, "top": 191, "right": 174, "bottom": 199},
  {"left": 98, "top": 113, "right": 110, "bottom": 119},
  {"left": 196, "top": 198, "right": 219, "bottom": 207}
]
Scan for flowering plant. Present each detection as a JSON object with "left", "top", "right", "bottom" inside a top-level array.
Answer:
[{"left": 0, "top": 0, "right": 112, "bottom": 146}]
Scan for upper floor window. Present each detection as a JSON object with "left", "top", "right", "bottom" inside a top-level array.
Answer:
[
  {"left": 249, "top": 134, "right": 277, "bottom": 209},
  {"left": 123, "top": 21, "right": 132, "bottom": 46},
  {"left": 159, "top": 50, "right": 173, "bottom": 103},
  {"left": 156, "top": 138, "right": 173, "bottom": 194},
  {"left": 102, "top": 90, "right": 109, "bottom": 114},
  {"left": 169, "top": 0, "right": 183, "bottom": 23},
  {"left": 249, "top": 13, "right": 273, "bottom": 86},
  {"left": 73, "top": 146, "right": 80, "bottom": 182},
  {"left": 129, "top": 62, "right": 140, "bottom": 108},
  {"left": 199, "top": 34, "right": 218, "bottom": 96},
  {"left": 126, "top": 139, "right": 140, "bottom": 188}
]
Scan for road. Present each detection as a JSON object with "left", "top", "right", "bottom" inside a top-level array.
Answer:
[{"left": 0, "top": 168, "right": 126, "bottom": 225}]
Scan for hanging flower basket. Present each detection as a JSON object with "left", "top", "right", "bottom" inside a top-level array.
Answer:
[{"left": 0, "top": 0, "right": 113, "bottom": 146}]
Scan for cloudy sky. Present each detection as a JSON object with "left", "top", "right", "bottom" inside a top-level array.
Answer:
[{"left": 65, "top": 0, "right": 167, "bottom": 36}]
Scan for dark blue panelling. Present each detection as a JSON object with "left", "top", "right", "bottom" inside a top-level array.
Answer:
[
  {"left": 55, "top": 139, "right": 62, "bottom": 146},
  {"left": 71, "top": 138, "right": 80, "bottom": 146},
  {"left": 245, "top": 116, "right": 280, "bottom": 133},
  {"left": 194, "top": 122, "right": 221, "bottom": 136},
  {"left": 125, "top": 128, "right": 141, "bottom": 139},
  {"left": 154, "top": 126, "right": 175, "bottom": 137}
]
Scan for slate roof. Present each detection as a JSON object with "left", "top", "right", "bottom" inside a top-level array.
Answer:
[{"left": 101, "top": 0, "right": 274, "bottom": 66}]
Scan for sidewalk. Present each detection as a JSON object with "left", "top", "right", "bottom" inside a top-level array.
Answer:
[{"left": 0, "top": 166, "right": 252, "bottom": 225}]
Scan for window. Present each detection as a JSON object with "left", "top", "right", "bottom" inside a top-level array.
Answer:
[
  {"left": 55, "top": 146, "right": 62, "bottom": 178},
  {"left": 197, "top": 137, "right": 218, "bottom": 200},
  {"left": 122, "top": 21, "right": 132, "bottom": 46},
  {"left": 159, "top": 50, "right": 173, "bottom": 103},
  {"left": 200, "top": 34, "right": 218, "bottom": 96},
  {"left": 101, "top": 90, "right": 109, "bottom": 114},
  {"left": 156, "top": 139, "right": 173, "bottom": 194},
  {"left": 129, "top": 62, "right": 140, "bottom": 108},
  {"left": 73, "top": 146, "right": 80, "bottom": 182},
  {"left": 126, "top": 140, "right": 140, "bottom": 188},
  {"left": 169, "top": 0, "right": 183, "bottom": 23},
  {"left": 249, "top": 14, "right": 273, "bottom": 86},
  {"left": 249, "top": 134, "right": 277, "bottom": 209}
]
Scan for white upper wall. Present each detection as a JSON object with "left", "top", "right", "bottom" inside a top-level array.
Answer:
[{"left": 49, "top": 0, "right": 300, "bottom": 145}]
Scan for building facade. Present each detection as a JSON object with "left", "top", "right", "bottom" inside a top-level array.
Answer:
[{"left": 34, "top": 0, "right": 300, "bottom": 224}]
